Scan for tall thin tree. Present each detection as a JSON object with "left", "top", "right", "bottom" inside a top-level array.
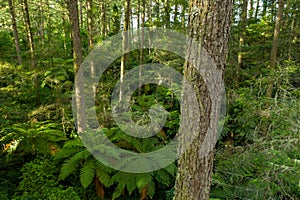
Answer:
[
  {"left": 67, "top": 0, "right": 86, "bottom": 133},
  {"left": 8, "top": 0, "right": 22, "bottom": 65}
]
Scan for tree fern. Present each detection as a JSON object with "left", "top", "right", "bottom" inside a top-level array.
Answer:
[
  {"left": 58, "top": 150, "right": 90, "bottom": 180},
  {"left": 80, "top": 159, "right": 95, "bottom": 189}
]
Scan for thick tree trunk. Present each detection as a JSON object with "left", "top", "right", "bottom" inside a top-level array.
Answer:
[
  {"left": 174, "top": 0, "right": 233, "bottom": 199},
  {"left": 8, "top": 0, "right": 22, "bottom": 65},
  {"left": 67, "top": 0, "right": 86, "bottom": 133}
]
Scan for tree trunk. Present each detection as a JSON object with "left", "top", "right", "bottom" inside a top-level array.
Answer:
[
  {"left": 79, "top": 0, "right": 83, "bottom": 29},
  {"left": 120, "top": 0, "right": 130, "bottom": 100},
  {"left": 147, "top": 0, "right": 152, "bottom": 54},
  {"left": 249, "top": 0, "right": 254, "bottom": 18},
  {"left": 266, "top": 0, "right": 285, "bottom": 98},
  {"left": 255, "top": 0, "right": 260, "bottom": 19},
  {"left": 22, "top": 0, "right": 40, "bottom": 105},
  {"left": 8, "top": 0, "right": 22, "bottom": 65},
  {"left": 22, "top": 0, "right": 34, "bottom": 66},
  {"left": 238, "top": 0, "right": 248, "bottom": 68},
  {"left": 164, "top": 0, "right": 171, "bottom": 28},
  {"left": 174, "top": 0, "right": 233, "bottom": 199},
  {"left": 67, "top": 0, "right": 86, "bottom": 133},
  {"left": 139, "top": 0, "right": 145, "bottom": 95},
  {"left": 86, "top": 0, "right": 93, "bottom": 48},
  {"left": 100, "top": 0, "right": 107, "bottom": 38}
]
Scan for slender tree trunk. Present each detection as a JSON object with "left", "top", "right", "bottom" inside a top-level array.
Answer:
[
  {"left": 266, "top": 0, "right": 285, "bottom": 98},
  {"left": 255, "top": 0, "right": 260, "bottom": 19},
  {"left": 147, "top": 0, "right": 152, "bottom": 54},
  {"left": 22, "top": 0, "right": 40, "bottom": 105},
  {"left": 86, "top": 0, "right": 93, "bottom": 48},
  {"left": 137, "top": 0, "right": 140, "bottom": 29},
  {"left": 67, "top": 0, "right": 86, "bottom": 133},
  {"left": 100, "top": 0, "right": 107, "bottom": 37},
  {"left": 79, "top": 0, "right": 83, "bottom": 29},
  {"left": 22, "top": 0, "right": 34, "bottom": 66},
  {"left": 262, "top": 0, "right": 268, "bottom": 17},
  {"left": 39, "top": 0, "right": 45, "bottom": 49},
  {"left": 250, "top": 0, "right": 254, "bottom": 18},
  {"left": 139, "top": 0, "right": 145, "bottom": 95},
  {"left": 164, "top": 0, "right": 171, "bottom": 28},
  {"left": 238, "top": 0, "right": 248, "bottom": 68},
  {"left": 181, "top": 3, "right": 186, "bottom": 29},
  {"left": 174, "top": 0, "right": 233, "bottom": 199},
  {"left": 174, "top": 3, "right": 179, "bottom": 25},
  {"left": 8, "top": 0, "right": 22, "bottom": 65},
  {"left": 120, "top": 0, "right": 130, "bottom": 100}
]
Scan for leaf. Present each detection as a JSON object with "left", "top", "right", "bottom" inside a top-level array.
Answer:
[
  {"left": 80, "top": 159, "right": 95, "bottom": 189},
  {"left": 59, "top": 150, "right": 90, "bottom": 180}
]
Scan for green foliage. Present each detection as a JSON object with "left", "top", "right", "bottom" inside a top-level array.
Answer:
[{"left": 13, "top": 157, "right": 80, "bottom": 199}]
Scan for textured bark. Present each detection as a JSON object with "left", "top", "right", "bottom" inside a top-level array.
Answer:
[
  {"left": 8, "top": 0, "right": 22, "bottom": 65},
  {"left": 174, "top": 0, "right": 233, "bottom": 199},
  {"left": 266, "top": 0, "right": 285, "bottom": 99},
  {"left": 67, "top": 0, "right": 86, "bottom": 133}
]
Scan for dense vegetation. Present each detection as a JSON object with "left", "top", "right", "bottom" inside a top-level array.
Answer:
[{"left": 0, "top": 0, "right": 299, "bottom": 199}]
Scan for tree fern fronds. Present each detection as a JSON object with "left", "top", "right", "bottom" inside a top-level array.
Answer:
[
  {"left": 58, "top": 150, "right": 90, "bottom": 180},
  {"left": 80, "top": 159, "right": 95, "bottom": 188}
]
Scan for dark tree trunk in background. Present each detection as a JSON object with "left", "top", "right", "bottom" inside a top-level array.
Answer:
[
  {"left": 238, "top": 0, "right": 248, "bottom": 68},
  {"left": 100, "top": 0, "right": 107, "bottom": 37},
  {"left": 67, "top": 0, "right": 86, "bottom": 133},
  {"left": 8, "top": 0, "right": 22, "bottom": 65},
  {"left": 22, "top": 0, "right": 35, "bottom": 66},
  {"left": 174, "top": 0, "right": 233, "bottom": 199},
  {"left": 86, "top": 0, "right": 93, "bottom": 48},
  {"left": 266, "top": 0, "right": 285, "bottom": 99},
  {"left": 22, "top": 0, "right": 40, "bottom": 105}
]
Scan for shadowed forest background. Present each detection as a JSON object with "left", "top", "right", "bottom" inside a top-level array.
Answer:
[{"left": 0, "top": 0, "right": 299, "bottom": 199}]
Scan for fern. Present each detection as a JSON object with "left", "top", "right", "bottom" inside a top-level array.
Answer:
[
  {"left": 80, "top": 159, "right": 95, "bottom": 189},
  {"left": 59, "top": 150, "right": 90, "bottom": 180}
]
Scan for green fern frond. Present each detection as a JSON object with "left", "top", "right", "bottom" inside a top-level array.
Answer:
[
  {"left": 112, "top": 180, "right": 125, "bottom": 200},
  {"left": 95, "top": 169, "right": 113, "bottom": 187},
  {"left": 63, "top": 138, "right": 84, "bottom": 149},
  {"left": 155, "top": 169, "right": 171, "bottom": 186},
  {"left": 136, "top": 173, "right": 153, "bottom": 192},
  {"left": 164, "top": 163, "right": 177, "bottom": 176},
  {"left": 147, "top": 181, "right": 156, "bottom": 199},
  {"left": 80, "top": 159, "right": 95, "bottom": 189},
  {"left": 54, "top": 146, "right": 84, "bottom": 160},
  {"left": 59, "top": 150, "right": 90, "bottom": 180}
]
